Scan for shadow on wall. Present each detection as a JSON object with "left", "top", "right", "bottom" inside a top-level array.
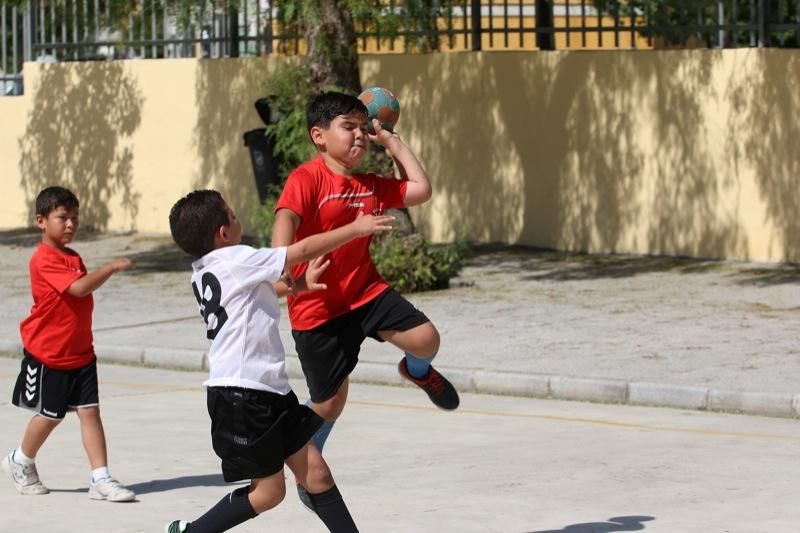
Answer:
[
  {"left": 365, "top": 53, "right": 524, "bottom": 244},
  {"left": 366, "top": 50, "right": 783, "bottom": 261},
  {"left": 18, "top": 62, "right": 143, "bottom": 231},
  {"left": 727, "top": 50, "right": 800, "bottom": 262},
  {"left": 536, "top": 50, "right": 744, "bottom": 259},
  {"left": 486, "top": 50, "right": 743, "bottom": 259},
  {"left": 192, "top": 58, "right": 275, "bottom": 230}
]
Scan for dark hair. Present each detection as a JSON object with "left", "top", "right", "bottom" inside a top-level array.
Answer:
[
  {"left": 306, "top": 91, "right": 368, "bottom": 132},
  {"left": 35, "top": 186, "right": 79, "bottom": 216},
  {"left": 169, "top": 190, "right": 229, "bottom": 259}
]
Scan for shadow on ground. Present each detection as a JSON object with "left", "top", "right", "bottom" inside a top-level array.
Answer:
[
  {"left": 126, "top": 473, "right": 243, "bottom": 495},
  {"left": 465, "top": 244, "right": 800, "bottom": 286},
  {"left": 122, "top": 235, "right": 260, "bottom": 274},
  {"left": 47, "top": 487, "right": 89, "bottom": 494},
  {"left": 4, "top": 229, "right": 798, "bottom": 287},
  {"left": 123, "top": 244, "right": 195, "bottom": 274},
  {"left": 526, "top": 515, "right": 655, "bottom": 532},
  {"left": 0, "top": 228, "right": 109, "bottom": 248}
]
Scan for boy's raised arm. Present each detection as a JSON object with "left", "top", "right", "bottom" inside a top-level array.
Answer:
[{"left": 370, "top": 119, "right": 432, "bottom": 207}]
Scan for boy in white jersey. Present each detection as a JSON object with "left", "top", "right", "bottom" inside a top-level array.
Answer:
[{"left": 166, "top": 189, "right": 392, "bottom": 533}]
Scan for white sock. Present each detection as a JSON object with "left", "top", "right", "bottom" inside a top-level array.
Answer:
[
  {"left": 13, "top": 448, "right": 34, "bottom": 465},
  {"left": 91, "top": 466, "right": 110, "bottom": 483}
]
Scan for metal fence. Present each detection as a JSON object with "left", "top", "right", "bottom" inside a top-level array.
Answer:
[
  {"left": 2, "top": 1, "right": 799, "bottom": 96},
  {"left": 1, "top": 2, "right": 25, "bottom": 95}
]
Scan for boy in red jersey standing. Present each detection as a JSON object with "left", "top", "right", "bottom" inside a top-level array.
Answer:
[
  {"left": 272, "top": 92, "right": 460, "bottom": 507},
  {"left": 2, "top": 186, "right": 136, "bottom": 502}
]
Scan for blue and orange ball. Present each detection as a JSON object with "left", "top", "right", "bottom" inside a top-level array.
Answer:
[{"left": 358, "top": 87, "right": 400, "bottom": 133}]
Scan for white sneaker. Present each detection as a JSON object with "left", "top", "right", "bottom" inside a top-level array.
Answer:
[
  {"left": 1, "top": 450, "right": 49, "bottom": 495},
  {"left": 88, "top": 476, "right": 136, "bottom": 502}
]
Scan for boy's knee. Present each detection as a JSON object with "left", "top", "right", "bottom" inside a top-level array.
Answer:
[
  {"left": 249, "top": 481, "right": 286, "bottom": 514},
  {"left": 313, "top": 391, "right": 347, "bottom": 421},
  {"left": 313, "top": 466, "right": 335, "bottom": 488},
  {"left": 76, "top": 406, "right": 101, "bottom": 419},
  {"left": 414, "top": 322, "right": 440, "bottom": 356},
  {"left": 268, "top": 484, "right": 286, "bottom": 507},
  {"left": 305, "top": 463, "right": 335, "bottom": 493},
  {"left": 427, "top": 325, "right": 441, "bottom": 352},
  {"left": 33, "top": 414, "right": 61, "bottom": 427}
]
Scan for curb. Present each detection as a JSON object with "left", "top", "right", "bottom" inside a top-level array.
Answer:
[{"left": 1, "top": 341, "right": 799, "bottom": 419}]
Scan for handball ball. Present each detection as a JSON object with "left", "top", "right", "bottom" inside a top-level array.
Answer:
[{"left": 358, "top": 87, "right": 400, "bottom": 133}]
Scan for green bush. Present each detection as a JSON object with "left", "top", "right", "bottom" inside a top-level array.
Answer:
[
  {"left": 252, "top": 185, "right": 282, "bottom": 247},
  {"left": 263, "top": 63, "right": 317, "bottom": 178},
  {"left": 370, "top": 233, "right": 466, "bottom": 293}
]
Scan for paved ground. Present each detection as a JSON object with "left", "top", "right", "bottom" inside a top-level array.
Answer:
[
  {"left": 1, "top": 358, "right": 799, "bottom": 533},
  {"left": 0, "top": 229, "right": 799, "bottom": 417}
]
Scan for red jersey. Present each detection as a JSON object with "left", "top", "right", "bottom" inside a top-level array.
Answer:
[
  {"left": 276, "top": 155, "right": 408, "bottom": 330},
  {"left": 20, "top": 242, "right": 95, "bottom": 370}
]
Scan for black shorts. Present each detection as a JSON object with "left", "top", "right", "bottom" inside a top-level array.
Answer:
[
  {"left": 292, "top": 288, "right": 430, "bottom": 403},
  {"left": 207, "top": 387, "right": 324, "bottom": 482},
  {"left": 11, "top": 350, "right": 99, "bottom": 420}
]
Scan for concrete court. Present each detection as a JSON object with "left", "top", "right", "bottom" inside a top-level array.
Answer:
[
  {"left": 2, "top": 232, "right": 800, "bottom": 419},
  {"left": 0, "top": 357, "right": 798, "bottom": 533}
]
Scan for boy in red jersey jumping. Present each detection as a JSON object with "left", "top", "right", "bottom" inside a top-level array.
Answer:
[{"left": 272, "top": 91, "right": 460, "bottom": 508}]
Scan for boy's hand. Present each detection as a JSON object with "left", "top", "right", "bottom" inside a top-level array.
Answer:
[
  {"left": 368, "top": 119, "right": 401, "bottom": 149},
  {"left": 302, "top": 256, "right": 331, "bottom": 292},
  {"left": 279, "top": 271, "right": 298, "bottom": 296},
  {"left": 350, "top": 213, "right": 394, "bottom": 237},
  {"left": 108, "top": 258, "right": 135, "bottom": 272}
]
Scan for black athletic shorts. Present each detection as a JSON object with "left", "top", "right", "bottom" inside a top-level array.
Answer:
[
  {"left": 207, "top": 386, "right": 324, "bottom": 482},
  {"left": 11, "top": 350, "right": 99, "bottom": 420},
  {"left": 292, "top": 287, "right": 430, "bottom": 403}
]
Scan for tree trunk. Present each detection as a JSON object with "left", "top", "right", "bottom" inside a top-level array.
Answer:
[{"left": 304, "top": 0, "right": 361, "bottom": 94}]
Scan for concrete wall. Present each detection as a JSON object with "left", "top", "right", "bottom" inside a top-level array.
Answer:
[
  {"left": 1, "top": 57, "right": 277, "bottom": 235},
  {"left": 1, "top": 49, "right": 798, "bottom": 263}
]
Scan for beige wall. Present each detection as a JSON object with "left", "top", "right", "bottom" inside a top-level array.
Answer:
[
  {"left": 1, "top": 50, "right": 798, "bottom": 262},
  {"left": 1, "top": 57, "right": 278, "bottom": 234}
]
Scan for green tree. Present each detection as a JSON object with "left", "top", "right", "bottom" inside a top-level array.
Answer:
[{"left": 258, "top": 0, "right": 465, "bottom": 291}]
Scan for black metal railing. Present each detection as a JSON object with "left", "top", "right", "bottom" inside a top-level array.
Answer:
[
  {"left": 1, "top": 1, "right": 26, "bottom": 95},
  {"left": 2, "top": 1, "right": 799, "bottom": 96}
]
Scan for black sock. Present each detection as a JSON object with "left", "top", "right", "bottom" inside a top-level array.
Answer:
[
  {"left": 189, "top": 486, "right": 258, "bottom": 533},
  {"left": 307, "top": 485, "right": 359, "bottom": 533}
]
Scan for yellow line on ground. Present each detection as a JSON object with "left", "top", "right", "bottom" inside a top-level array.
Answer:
[
  {"left": 5, "top": 371, "right": 798, "bottom": 442},
  {"left": 349, "top": 399, "right": 800, "bottom": 441}
]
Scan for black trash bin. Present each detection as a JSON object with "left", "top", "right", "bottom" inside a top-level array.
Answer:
[
  {"left": 244, "top": 99, "right": 283, "bottom": 204},
  {"left": 243, "top": 128, "right": 280, "bottom": 204}
]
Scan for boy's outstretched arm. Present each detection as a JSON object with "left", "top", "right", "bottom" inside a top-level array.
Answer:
[
  {"left": 370, "top": 119, "right": 432, "bottom": 207},
  {"left": 285, "top": 213, "right": 393, "bottom": 268},
  {"left": 67, "top": 258, "right": 134, "bottom": 297}
]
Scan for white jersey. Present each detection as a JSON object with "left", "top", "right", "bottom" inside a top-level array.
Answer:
[{"left": 190, "top": 245, "right": 290, "bottom": 394}]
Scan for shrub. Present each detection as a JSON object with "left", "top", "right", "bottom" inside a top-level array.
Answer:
[
  {"left": 370, "top": 233, "right": 466, "bottom": 293},
  {"left": 252, "top": 185, "right": 282, "bottom": 247}
]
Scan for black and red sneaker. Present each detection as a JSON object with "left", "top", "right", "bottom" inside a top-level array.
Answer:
[{"left": 398, "top": 359, "right": 460, "bottom": 410}]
